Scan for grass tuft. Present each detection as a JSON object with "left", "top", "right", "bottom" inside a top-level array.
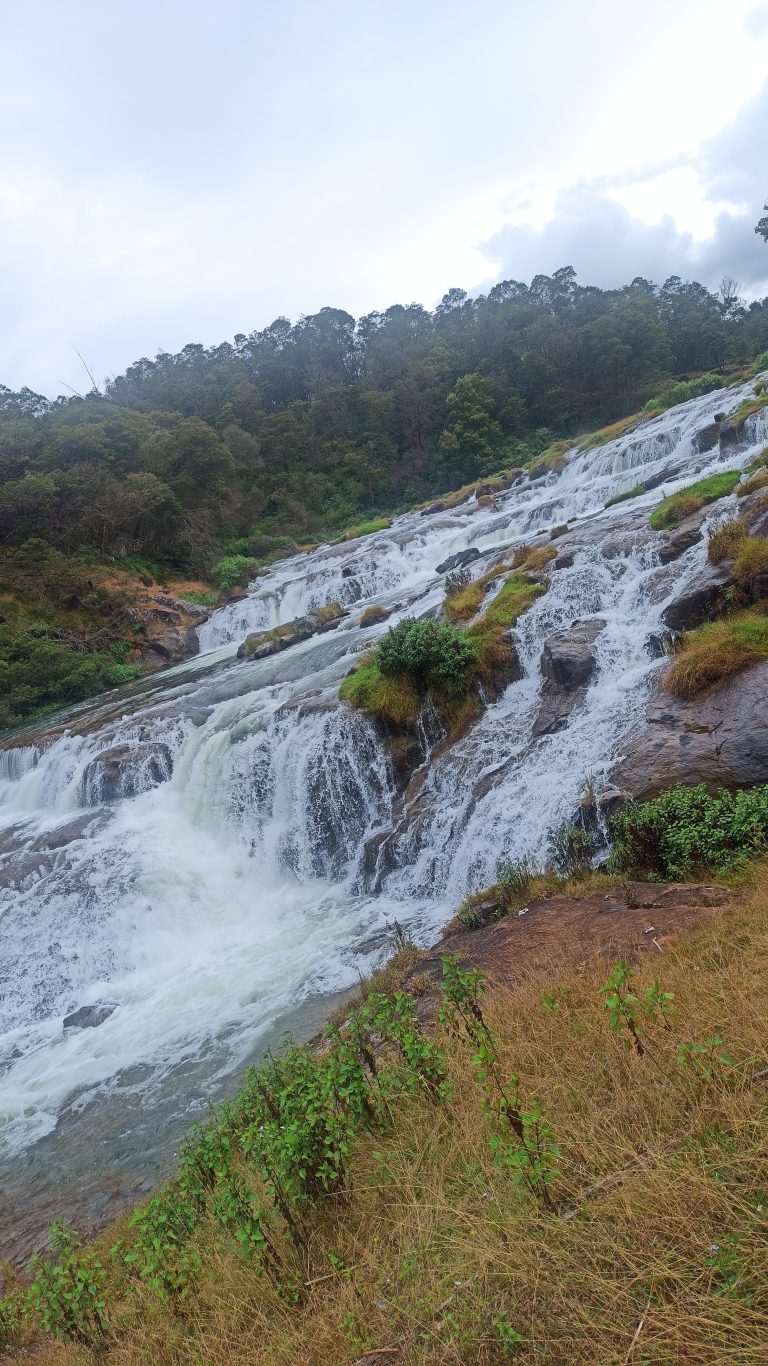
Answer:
[
  {"left": 663, "top": 607, "right": 768, "bottom": 698},
  {"left": 650, "top": 472, "right": 741, "bottom": 531}
]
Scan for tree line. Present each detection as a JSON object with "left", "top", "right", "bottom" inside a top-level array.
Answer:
[{"left": 2, "top": 266, "right": 768, "bottom": 577}]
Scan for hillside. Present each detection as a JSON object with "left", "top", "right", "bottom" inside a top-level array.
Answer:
[{"left": 2, "top": 267, "right": 768, "bottom": 729}]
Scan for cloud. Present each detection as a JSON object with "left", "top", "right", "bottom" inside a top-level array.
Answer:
[{"left": 478, "top": 81, "right": 768, "bottom": 298}]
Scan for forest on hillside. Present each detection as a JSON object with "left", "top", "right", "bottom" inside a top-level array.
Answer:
[
  {"left": 3, "top": 268, "right": 768, "bottom": 568},
  {"left": 2, "top": 266, "right": 768, "bottom": 729}
]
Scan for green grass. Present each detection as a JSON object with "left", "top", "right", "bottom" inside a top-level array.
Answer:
[
  {"left": 343, "top": 517, "right": 392, "bottom": 540},
  {"left": 650, "top": 472, "right": 741, "bottom": 531},
  {"left": 339, "top": 658, "right": 421, "bottom": 727},
  {"left": 604, "top": 483, "right": 645, "bottom": 508},
  {"left": 177, "top": 589, "right": 219, "bottom": 607},
  {"left": 643, "top": 373, "right": 725, "bottom": 415}
]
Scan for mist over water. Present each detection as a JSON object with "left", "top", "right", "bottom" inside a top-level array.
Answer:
[{"left": 1, "top": 376, "right": 767, "bottom": 1253}]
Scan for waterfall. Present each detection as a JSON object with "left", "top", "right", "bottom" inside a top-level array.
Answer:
[{"left": 1, "top": 373, "right": 766, "bottom": 1217}]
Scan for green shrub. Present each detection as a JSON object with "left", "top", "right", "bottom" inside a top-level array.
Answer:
[
  {"left": 377, "top": 617, "right": 478, "bottom": 692},
  {"left": 751, "top": 350, "right": 768, "bottom": 376},
  {"left": 105, "top": 663, "right": 141, "bottom": 687},
  {"left": 213, "top": 555, "right": 260, "bottom": 593},
  {"left": 28, "top": 1222, "right": 109, "bottom": 1345},
  {"left": 548, "top": 822, "right": 593, "bottom": 877},
  {"left": 650, "top": 472, "right": 740, "bottom": 531},
  {"left": 643, "top": 374, "right": 725, "bottom": 415},
  {"left": 609, "top": 783, "right": 768, "bottom": 878}
]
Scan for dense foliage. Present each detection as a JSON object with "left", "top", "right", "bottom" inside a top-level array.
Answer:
[
  {"left": 2, "top": 265, "right": 768, "bottom": 732},
  {"left": 377, "top": 617, "right": 479, "bottom": 690},
  {"left": 3, "top": 267, "right": 768, "bottom": 574},
  {"left": 609, "top": 783, "right": 768, "bottom": 877}
]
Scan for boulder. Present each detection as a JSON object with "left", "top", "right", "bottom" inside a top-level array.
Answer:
[
  {"left": 151, "top": 592, "right": 212, "bottom": 620},
  {"left": 436, "top": 547, "right": 481, "bottom": 575},
  {"left": 79, "top": 742, "right": 173, "bottom": 805},
  {"left": 420, "top": 501, "right": 447, "bottom": 517},
  {"left": 237, "top": 604, "right": 347, "bottom": 660},
  {"left": 611, "top": 661, "right": 768, "bottom": 799},
  {"left": 661, "top": 561, "right": 732, "bottom": 633},
  {"left": 532, "top": 618, "right": 605, "bottom": 737},
  {"left": 657, "top": 516, "right": 704, "bottom": 565},
  {"left": 63, "top": 1002, "right": 117, "bottom": 1031},
  {"left": 691, "top": 421, "right": 721, "bottom": 454}
]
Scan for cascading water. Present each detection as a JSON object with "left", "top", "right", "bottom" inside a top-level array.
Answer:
[{"left": 1, "top": 375, "right": 767, "bottom": 1258}]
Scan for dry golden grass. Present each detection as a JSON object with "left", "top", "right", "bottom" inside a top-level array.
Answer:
[
  {"left": 736, "top": 471, "right": 768, "bottom": 499},
  {"left": 17, "top": 874, "right": 768, "bottom": 1364},
  {"left": 707, "top": 520, "right": 746, "bottom": 565},
  {"left": 663, "top": 608, "right": 768, "bottom": 699}
]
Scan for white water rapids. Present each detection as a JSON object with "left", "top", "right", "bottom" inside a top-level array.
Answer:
[{"left": 1, "top": 376, "right": 767, "bottom": 1254}]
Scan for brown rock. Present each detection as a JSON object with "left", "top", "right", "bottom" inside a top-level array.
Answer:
[
  {"left": 532, "top": 618, "right": 605, "bottom": 737},
  {"left": 611, "top": 662, "right": 768, "bottom": 798},
  {"left": 661, "top": 561, "right": 732, "bottom": 632}
]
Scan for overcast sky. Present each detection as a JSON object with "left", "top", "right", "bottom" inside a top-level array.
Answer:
[{"left": 2, "top": 0, "right": 768, "bottom": 397}]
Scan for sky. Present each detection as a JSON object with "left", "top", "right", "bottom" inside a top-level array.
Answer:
[{"left": 2, "top": 0, "right": 768, "bottom": 398}]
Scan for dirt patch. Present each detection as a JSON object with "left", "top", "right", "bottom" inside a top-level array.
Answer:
[{"left": 404, "top": 881, "right": 732, "bottom": 1006}]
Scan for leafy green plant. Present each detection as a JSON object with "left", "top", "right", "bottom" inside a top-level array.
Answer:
[
  {"left": 705, "top": 1234, "right": 754, "bottom": 1302},
  {"left": 0, "top": 1293, "right": 24, "bottom": 1353},
  {"left": 548, "top": 821, "right": 592, "bottom": 877},
  {"left": 441, "top": 956, "right": 558, "bottom": 1204},
  {"left": 213, "top": 554, "right": 260, "bottom": 593},
  {"left": 609, "top": 783, "right": 768, "bottom": 878},
  {"left": 599, "top": 961, "right": 645, "bottom": 1056},
  {"left": 377, "top": 616, "right": 478, "bottom": 692},
  {"left": 28, "top": 1222, "right": 109, "bottom": 1346},
  {"left": 356, "top": 991, "right": 449, "bottom": 1102},
  {"left": 497, "top": 855, "right": 534, "bottom": 901},
  {"left": 105, "top": 662, "right": 140, "bottom": 686},
  {"left": 676, "top": 1035, "right": 736, "bottom": 1084},
  {"left": 493, "top": 1311, "right": 524, "bottom": 1353},
  {"left": 122, "top": 1188, "right": 203, "bottom": 1300}
]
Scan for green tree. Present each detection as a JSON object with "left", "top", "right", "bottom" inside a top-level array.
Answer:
[{"left": 438, "top": 372, "right": 504, "bottom": 480}]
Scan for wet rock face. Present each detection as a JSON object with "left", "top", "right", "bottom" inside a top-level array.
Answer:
[
  {"left": 237, "top": 604, "right": 347, "bottom": 660},
  {"left": 63, "top": 1002, "right": 117, "bottom": 1031},
  {"left": 532, "top": 618, "right": 605, "bottom": 737},
  {"left": 661, "top": 561, "right": 732, "bottom": 633},
  {"left": 420, "top": 501, "right": 447, "bottom": 517},
  {"left": 435, "top": 547, "right": 480, "bottom": 574},
  {"left": 611, "top": 661, "right": 768, "bottom": 799},
  {"left": 657, "top": 516, "right": 704, "bottom": 565},
  {"left": 79, "top": 742, "right": 173, "bottom": 805},
  {"left": 691, "top": 420, "right": 721, "bottom": 454}
]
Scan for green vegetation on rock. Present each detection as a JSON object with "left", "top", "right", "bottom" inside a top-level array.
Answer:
[
  {"left": 649, "top": 472, "right": 741, "bottom": 530},
  {"left": 605, "top": 483, "right": 645, "bottom": 508},
  {"left": 643, "top": 372, "right": 725, "bottom": 414}
]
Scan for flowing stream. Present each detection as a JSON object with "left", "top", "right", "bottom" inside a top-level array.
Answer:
[{"left": 1, "top": 377, "right": 767, "bottom": 1259}]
